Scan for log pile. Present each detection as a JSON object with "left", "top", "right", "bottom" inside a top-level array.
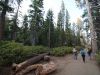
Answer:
[{"left": 10, "top": 53, "right": 56, "bottom": 75}]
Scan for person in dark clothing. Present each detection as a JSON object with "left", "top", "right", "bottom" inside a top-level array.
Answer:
[
  {"left": 87, "top": 48, "right": 92, "bottom": 60},
  {"left": 80, "top": 49, "right": 86, "bottom": 63}
]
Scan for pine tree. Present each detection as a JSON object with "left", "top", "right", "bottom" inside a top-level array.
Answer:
[
  {"left": 20, "top": 15, "right": 29, "bottom": 45},
  {"left": 41, "top": 9, "right": 55, "bottom": 47},
  {"left": 28, "top": 0, "right": 44, "bottom": 46},
  {"left": 60, "top": 0, "right": 65, "bottom": 30},
  {"left": 65, "top": 9, "right": 73, "bottom": 46},
  {"left": 56, "top": 0, "right": 66, "bottom": 46}
]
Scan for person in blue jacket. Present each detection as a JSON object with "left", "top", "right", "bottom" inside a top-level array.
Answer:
[{"left": 80, "top": 48, "right": 86, "bottom": 63}]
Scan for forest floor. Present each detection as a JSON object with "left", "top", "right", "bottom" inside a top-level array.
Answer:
[{"left": 0, "top": 51, "right": 100, "bottom": 75}]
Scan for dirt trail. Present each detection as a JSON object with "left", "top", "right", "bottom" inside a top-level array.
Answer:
[{"left": 50, "top": 53, "right": 100, "bottom": 75}]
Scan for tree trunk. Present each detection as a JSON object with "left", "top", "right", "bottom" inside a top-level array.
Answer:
[
  {"left": 0, "top": 0, "right": 8, "bottom": 41},
  {"left": 86, "top": 30, "right": 89, "bottom": 44},
  {"left": 86, "top": 22, "right": 89, "bottom": 45},
  {"left": 48, "top": 20, "right": 50, "bottom": 48},
  {"left": 85, "top": 0, "right": 98, "bottom": 53},
  {"left": 15, "top": 64, "right": 42, "bottom": 75},
  {"left": 11, "top": 52, "right": 49, "bottom": 74},
  {"left": 30, "top": 27, "right": 38, "bottom": 46}
]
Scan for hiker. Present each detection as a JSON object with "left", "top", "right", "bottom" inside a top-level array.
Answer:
[
  {"left": 80, "top": 48, "right": 86, "bottom": 63},
  {"left": 72, "top": 47, "right": 78, "bottom": 60},
  {"left": 87, "top": 48, "right": 92, "bottom": 60}
]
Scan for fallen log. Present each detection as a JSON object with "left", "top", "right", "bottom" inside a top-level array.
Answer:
[
  {"left": 11, "top": 52, "right": 49, "bottom": 74},
  {"left": 15, "top": 62, "right": 56, "bottom": 75},
  {"left": 15, "top": 64, "right": 43, "bottom": 75},
  {"left": 37, "top": 62, "right": 56, "bottom": 75}
]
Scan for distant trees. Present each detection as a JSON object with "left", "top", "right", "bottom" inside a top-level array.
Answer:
[
  {"left": 0, "top": 0, "right": 85, "bottom": 47},
  {"left": 0, "top": 0, "right": 24, "bottom": 41}
]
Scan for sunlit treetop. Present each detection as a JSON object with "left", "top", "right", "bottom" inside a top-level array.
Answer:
[{"left": 76, "top": 17, "right": 83, "bottom": 25}]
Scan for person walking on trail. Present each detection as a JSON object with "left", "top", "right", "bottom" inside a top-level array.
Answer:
[
  {"left": 87, "top": 48, "right": 92, "bottom": 60},
  {"left": 80, "top": 48, "right": 86, "bottom": 63},
  {"left": 72, "top": 47, "right": 78, "bottom": 60}
]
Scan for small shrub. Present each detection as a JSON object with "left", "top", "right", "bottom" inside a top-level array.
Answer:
[
  {"left": 32, "top": 46, "right": 49, "bottom": 54},
  {"left": 65, "top": 47, "right": 73, "bottom": 53},
  {"left": 0, "top": 41, "right": 24, "bottom": 66},
  {"left": 50, "top": 46, "right": 73, "bottom": 56},
  {"left": 0, "top": 41, "right": 49, "bottom": 66},
  {"left": 97, "top": 52, "right": 100, "bottom": 65},
  {"left": 76, "top": 45, "right": 84, "bottom": 51}
]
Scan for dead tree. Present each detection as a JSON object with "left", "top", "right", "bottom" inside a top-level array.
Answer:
[{"left": 85, "top": 0, "right": 98, "bottom": 53}]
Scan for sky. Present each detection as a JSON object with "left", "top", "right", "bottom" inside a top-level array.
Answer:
[{"left": 20, "top": 0, "right": 83, "bottom": 23}]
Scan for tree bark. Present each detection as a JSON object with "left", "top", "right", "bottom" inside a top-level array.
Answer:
[
  {"left": 0, "top": 0, "right": 8, "bottom": 41},
  {"left": 85, "top": 0, "right": 98, "bottom": 53}
]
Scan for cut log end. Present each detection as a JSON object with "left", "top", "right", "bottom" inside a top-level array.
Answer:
[
  {"left": 12, "top": 63, "right": 17, "bottom": 70},
  {"left": 44, "top": 55, "right": 50, "bottom": 61}
]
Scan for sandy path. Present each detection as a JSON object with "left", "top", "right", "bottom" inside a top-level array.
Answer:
[{"left": 50, "top": 53, "right": 100, "bottom": 75}]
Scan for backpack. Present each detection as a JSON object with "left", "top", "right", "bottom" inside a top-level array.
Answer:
[
  {"left": 81, "top": 50, "right": 85, "bottom": 55},
  {"left": 88, "top": 49, "right": 92, "bottom": 54}
]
